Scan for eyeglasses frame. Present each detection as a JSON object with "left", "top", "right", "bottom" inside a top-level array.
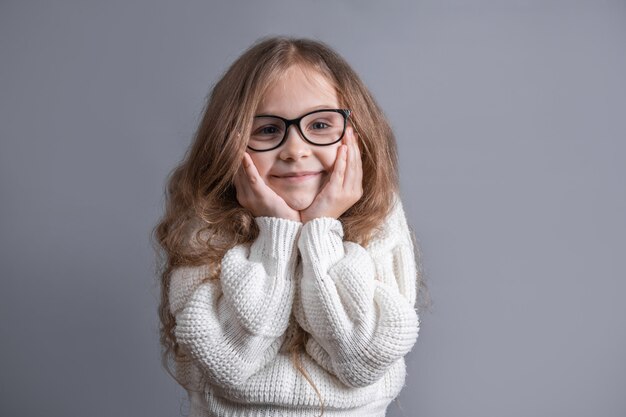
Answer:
[{"left": 247, "top": 108, "right": 351, "bottom": 152}]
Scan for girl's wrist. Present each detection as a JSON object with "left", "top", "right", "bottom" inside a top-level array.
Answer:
[
  {"left": 256, "top": 213, "right": 302, "bottom": 223},
  {"left": 300, "top": 213, "right": 338, "bottom": 224}
]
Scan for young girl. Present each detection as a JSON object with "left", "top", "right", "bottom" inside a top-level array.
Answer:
[{"left": 154, "top": 36, "right": 425, "bottom": 417}]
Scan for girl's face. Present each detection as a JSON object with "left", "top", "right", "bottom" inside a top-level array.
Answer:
[{"left": 247, "top": 65, "right": 343, "bottom": 211}]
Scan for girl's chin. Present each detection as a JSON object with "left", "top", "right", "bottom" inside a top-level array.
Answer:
[{"left": 281, "top": 193, "right": 316, "bottom": 211}]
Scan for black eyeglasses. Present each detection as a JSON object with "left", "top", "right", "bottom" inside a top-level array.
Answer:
[{"left": 248, "top": 108, "right": 351, "bottom": 152}]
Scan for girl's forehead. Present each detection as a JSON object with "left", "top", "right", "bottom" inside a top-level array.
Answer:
[{"left": 256, "top": 65, "right": 339, "bottom": 113}]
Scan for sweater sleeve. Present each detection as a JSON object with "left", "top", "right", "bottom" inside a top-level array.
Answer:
[
  {"left": 170, "top": 217, "right": 302, "bottom": 390},
  {"left": 293, "top": 197, "right": 420, "bottom": 388}
]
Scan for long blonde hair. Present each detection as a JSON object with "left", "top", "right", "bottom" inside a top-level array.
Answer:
[{"left": 152, "top": 36, "right": 424, "bottom": 415}]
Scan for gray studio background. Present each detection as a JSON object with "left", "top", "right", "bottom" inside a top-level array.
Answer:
[{"left": 1, "top": 1, "right": 625, "bottom": 416}]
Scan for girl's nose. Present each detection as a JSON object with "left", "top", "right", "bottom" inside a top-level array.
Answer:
[{"left": 279, "top": 125, "right": 312, "bottom": 161}]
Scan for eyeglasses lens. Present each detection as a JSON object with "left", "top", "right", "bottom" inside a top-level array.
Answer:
[{"left": 249, "top": 111, "right": 345, "bottom": 151}]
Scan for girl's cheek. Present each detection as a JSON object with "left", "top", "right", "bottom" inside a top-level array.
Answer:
[
  {"left": 326, "top": 147, "right": 342, "bottom": 169},
  {"left": 248, "top": 155, "right": 270, "bottom": 179}
]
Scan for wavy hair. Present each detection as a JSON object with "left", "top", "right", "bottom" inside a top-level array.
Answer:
[{"left": 152, "top": 36, "right": 427, "bottom": 416}]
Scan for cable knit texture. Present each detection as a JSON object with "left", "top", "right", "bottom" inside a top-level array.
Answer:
[{"left": 170, "top": 196, "right": 420, "bottom": 417}]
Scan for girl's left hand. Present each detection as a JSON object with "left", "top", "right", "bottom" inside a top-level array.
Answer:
[{"left": 300, "top": 126, "right": 363, "bottom": 223}]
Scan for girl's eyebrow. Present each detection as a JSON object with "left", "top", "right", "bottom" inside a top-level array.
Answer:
[{"left": 254, "top": 104, "right": 338, "bottom": 117}]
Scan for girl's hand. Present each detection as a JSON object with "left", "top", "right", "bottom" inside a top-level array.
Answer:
[
  {"left": 234, "top": 153, "right": 302, "bottom": 222},
  {"left": 300, "top": 126, "right": 363, "bottom": 224}
]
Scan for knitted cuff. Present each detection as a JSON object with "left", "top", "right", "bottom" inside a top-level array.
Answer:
[
  {"left": 298, "top": 217, "right": 345, "bottom": 270},
  {"left": 249, "top": 217, "right": 302, "bottom": 264}
]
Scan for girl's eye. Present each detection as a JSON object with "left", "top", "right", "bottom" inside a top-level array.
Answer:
[
  {"left": 253, "top": 125, "right": 283, "bottom": 136},
  {"left": 260, "top": 126, "right": 279, "bottom": 134},
  {"left": 310, "top": 121, "right": 331, "bottom": 130}
]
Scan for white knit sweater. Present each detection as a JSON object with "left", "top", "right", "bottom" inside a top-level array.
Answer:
[{"left": 170, "top": 196, "right": 420, "bottom": 417}]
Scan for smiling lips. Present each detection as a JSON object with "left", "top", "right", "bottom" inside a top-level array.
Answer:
[{"left": 272, "top": 171, "right": 323, "bottom": 182}]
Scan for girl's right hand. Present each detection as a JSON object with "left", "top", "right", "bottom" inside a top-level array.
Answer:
[{"left": 234, "top": 152, "right": 302, "bottom": 222}]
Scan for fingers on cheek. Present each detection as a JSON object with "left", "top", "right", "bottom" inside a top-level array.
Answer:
[
  {"left": 235, "top": 188, "right": 247, "bottom": 207},
  {"left": 354, "top": 139, "right": 361, "bottom": 168},
  {"left": 336, "top": 145, "right": 344, "bottom": 163}
]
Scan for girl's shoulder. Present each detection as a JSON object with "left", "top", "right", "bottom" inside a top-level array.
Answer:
[{"left": 366, "top": 194, "right": 412, "bottom": 253}]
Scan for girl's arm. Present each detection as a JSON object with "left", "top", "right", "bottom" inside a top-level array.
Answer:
[
  {"left": 293, "top": 197, "right": 420, "bottom": 388},
  {"left": 170, "top": 217, "right": 301, "bottom": 390}
]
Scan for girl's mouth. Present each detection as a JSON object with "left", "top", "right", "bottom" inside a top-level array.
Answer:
[{"left": 273, "top": 171, "right": 323, "bottom": 182}]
